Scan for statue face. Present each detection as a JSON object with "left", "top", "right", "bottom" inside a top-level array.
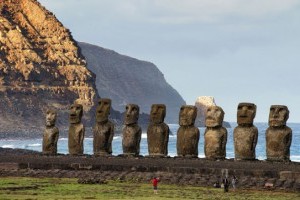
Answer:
[
  {"left": 150, "top": 104, "right": 166, "bottom": 124},
  {"left": 179, "top": 105, "right": 197, "bottom": 126},
  {"left": 69, "top": 104, "right": 83, "bottom": 124},
  {"left": 46, "top": 110, "right": 57, "bottom": 127},
  {"left": 269, "top": 105, "right": 289, "bottom": 127},
  {"left": 96, "top": 98, "right": 111, "bottom": 123},
  {"left": 237, "top": 103, "right": 256, "bottom": 125},
  {"left": 124, "top": 104, "right": 139, "bottom": 125},
  {"left": 205, "top": 106, "right": 224, "bottom": 127}
]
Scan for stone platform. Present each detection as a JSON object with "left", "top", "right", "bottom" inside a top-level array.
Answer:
[{"left": 0, "top": 148, "right": 299, "bottom": 191}]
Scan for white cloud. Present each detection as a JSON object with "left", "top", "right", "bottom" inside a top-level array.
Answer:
[
  {"left": 39, "top": 0, "right": 300, "bottom": 24},
  {"left": 96, "top": 0, "right": 300, "bottom": 24}
]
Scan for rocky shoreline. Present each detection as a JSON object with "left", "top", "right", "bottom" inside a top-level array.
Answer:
[{"left": 0, "top": 147, "right": 299, "bottom": 192}]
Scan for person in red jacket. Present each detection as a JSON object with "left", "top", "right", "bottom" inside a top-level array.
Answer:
[{"left": 152, "top": 177, "right": 160, "bottom": 194}]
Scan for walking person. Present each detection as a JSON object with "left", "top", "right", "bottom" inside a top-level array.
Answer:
[
  {"left": 232, "top": 175, "right": 238, "bottom": 191},
  {"left": 223, "top": 177, "right": 230, "bottom": 192},
  {"left": 151, "top": 177, "right": 160, "bottom": 194}
]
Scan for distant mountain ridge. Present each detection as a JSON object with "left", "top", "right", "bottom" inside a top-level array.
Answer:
[
  {"left": 79, "top": 42, "right": 186, "bottom": 123},
  {"left": 0, "top": 0, "right": 184, "bottom": 138}
]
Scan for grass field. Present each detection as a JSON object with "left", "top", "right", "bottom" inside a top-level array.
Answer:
[{"left": 0, "top": 177, "right": 299, "bottom": 200}]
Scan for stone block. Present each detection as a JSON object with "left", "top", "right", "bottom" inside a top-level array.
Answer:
[
  {"left": 280, "top": 171, "right": 300, "bottom": 180},
  {"left": 274, "top": 179, "right": 285, "bottom": 187},
  {"left": 0, "top": 162, "right": 19, "bottom": 170},
  {"left": 283, "top": 180, "right": 295, "bottom": 189},
  {"left": 28, "top": 163, "right": 52, "bottom": 170},
  {"left": 293, "top": 182, "right": 300, "bottom": 191}
]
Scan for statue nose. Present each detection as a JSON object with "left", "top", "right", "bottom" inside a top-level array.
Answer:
[
  {"left": 272, "top": 112, "right": 279, "bottom": 118},
  {"left": 241, "top": 107, "right": 247, "bottom": 114}
]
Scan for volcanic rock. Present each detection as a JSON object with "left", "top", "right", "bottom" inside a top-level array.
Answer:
[{"left": 0, "top": 0, "right": 98, "bottom": 136}]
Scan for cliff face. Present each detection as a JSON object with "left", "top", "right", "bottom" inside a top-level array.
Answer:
[
  {"left": 79, "top": 42, "right": 186, "bottom": 123},
  {"left": 0, "top": 0, "right": 98, "bottom": 135}
]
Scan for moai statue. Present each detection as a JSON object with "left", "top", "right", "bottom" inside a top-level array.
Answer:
[
  {"left": 266, "top": 105, "right": 292, "bottom": 161},
  {"left": 93, "top": 98, "right": 114, "bottom": 156},
  {"left": 177, "top": 105, "right": 199, "bottom": 157},
  {"left": 204, "top": 106, "right": 227, "bottom": 160},
  {"left": 68, "top": 103, "right": 85, "bottom": 155},
  {"left": 122, "top": 104, "right": 142, "bottom": 156},
  {"left": 234, "top": 103, "right": 258, "bottom": 160},
  {"left": 42, "top": 109, "right": 59, "bottom": 155},
  {"left": 147, "top": 104, "right": 169, "bottom": 157}
]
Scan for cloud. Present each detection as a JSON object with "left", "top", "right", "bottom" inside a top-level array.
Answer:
[
  {"left": 89, "top": 0, "right": 300, "bottom": 24},
  {"left": 39, "top": 0, "right": 300, "bottom": 25}
]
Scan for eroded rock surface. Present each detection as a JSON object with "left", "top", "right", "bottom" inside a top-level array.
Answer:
[
  {"left": 234, "top": 103, "right": 258, "bottom": 160},
  {"left": 122, "top": 104, "right": 142, "bottom": 156},
  {"left": 204, "top": 106, "right": 227, "bottom": 160},
  {"left": 42, "top": 109, "right": 59, "bottom": 155},
  {"left": 147, "top": 104, "right": 169, "bottom": 157},
  {"left": 266, "top": 105, "right": 292, "bottom": 162},
  {"left": 68, "top": 104, "right": 85, "bottom": 155},
  {"left": 0, "top": 0, "right": 98, "bottom": 135},
  {"left": 93, "top": 99, "right": 114, "bottom": 156},
  {"left": 177, "top": 105, "right": 199, "bottom": 157}
]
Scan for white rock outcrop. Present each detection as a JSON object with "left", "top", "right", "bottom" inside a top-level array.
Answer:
[
  {"left": 194, "top": 96, "right": 231, "bottom": 127},
  {"left": 195, "top": 96, "right": 216, "bottom": 127}
]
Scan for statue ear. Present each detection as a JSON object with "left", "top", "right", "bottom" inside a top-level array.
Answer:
[
  {"left": 252, "top": 105, "right": 257, "bottom": 118},
  {"left": 285, "top": 109, "right": 289, "bottom": 122}
]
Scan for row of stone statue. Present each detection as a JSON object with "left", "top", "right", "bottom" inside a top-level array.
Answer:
[{"left": 43, "top": 99, "right": 292, "bottom": 162}]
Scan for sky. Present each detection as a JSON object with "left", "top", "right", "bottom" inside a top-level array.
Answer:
[{"left": 39, "top": 0, "right": 300, "bottom": 122}]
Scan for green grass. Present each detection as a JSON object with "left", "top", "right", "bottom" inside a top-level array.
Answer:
[{"left": 0, "top": 177, "right": 299, "bottom": 200}]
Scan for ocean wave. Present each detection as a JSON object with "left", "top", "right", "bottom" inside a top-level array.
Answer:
[
  {"left": 257, "top": 156, "right": 266, "bottom": 160},
  {"left": 0, "top": 139, "right": 21, "bottom": 142},
  {"left": 113, "top": 136, "right": 121, "bottom": 140},
  {"left": 26, "top": 143, "right": 41, "bottom": 147},
  {"left": 290, "top": 155, "right": 300, "bottom": 158},
  {"left": 1, "top": 145, "right": 14, "bottom": 148},
  {"left": 168, "top": 153, "right": 177, "bottom": 157},
  {"left": 198, "top": 154, "right": 205, "bottom": 158},
  {"left": 290, "top": 155, "right": 300, "bottom": 162},
  {"left": 166, "top": 153, "right": 205, "bottom": 158}
]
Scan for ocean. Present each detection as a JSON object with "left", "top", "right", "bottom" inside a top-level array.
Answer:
[{"left": 1, "top": 123, "right": 299, "bottom": 162}]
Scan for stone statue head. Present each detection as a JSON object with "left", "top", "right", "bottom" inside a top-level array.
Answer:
[
  {"left": 150, "top": 104, "right": 166, "bottom": 124},
  {"left": 237, "top": 102, "right": 256, "bottom": 126},
  {"left": 205, "top": 106, "right": 224, "bottom": 128},
  {"left": 45, "top": 109, "right": 57, "bottom": 127},
  {"left": 124, "top": 104, "right": 139, "bottom": 125},
  {"left": 96, "top": 98, "right": 111, "bottom": 123},
  {"left": 69, "top": 103, "right": 83, "bottom": 124},
  {"left": 179, "top": 105, "right": 197, "bottom": 126},
  {"left": 269, "top": 105, "right": 289, "bottom": 127}
]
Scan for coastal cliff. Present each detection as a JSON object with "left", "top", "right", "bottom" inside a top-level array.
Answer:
[
  {"left": 0, "top": 0, "right": 98, "bottom": 135},
  {"left": 0, "top": 0, "right": 185, "bottom": 137},
  {"left": 79, "top": 42, "right": 186, "bottom": 123}
]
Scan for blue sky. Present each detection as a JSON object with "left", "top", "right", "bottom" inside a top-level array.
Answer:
[{"left": 39, "top": 0, "right": 300, "bottom": 122}]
